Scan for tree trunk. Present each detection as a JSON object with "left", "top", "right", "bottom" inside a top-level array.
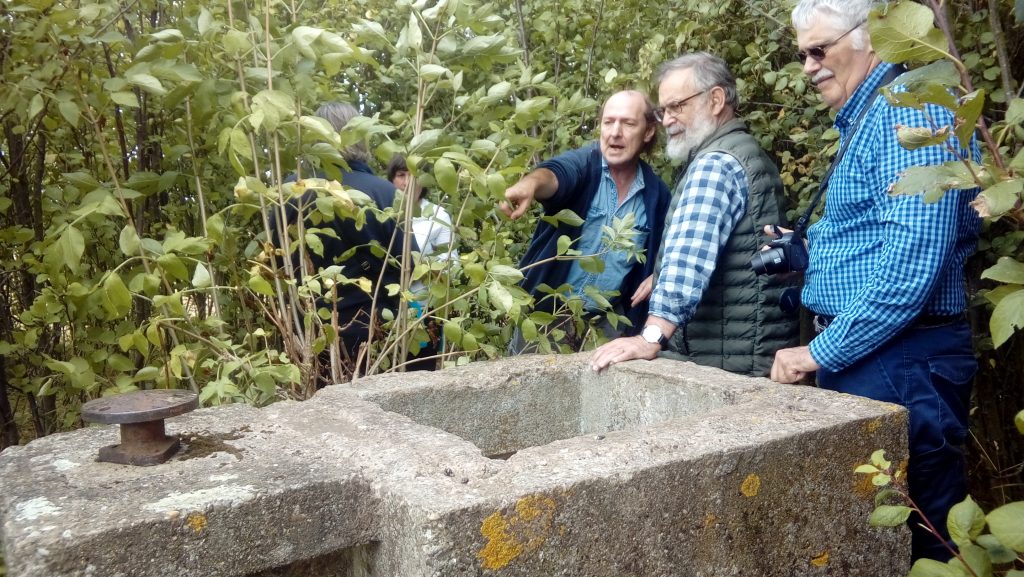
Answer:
[{"left": 0, "top": 356, "right": 19, "bottom": 449}]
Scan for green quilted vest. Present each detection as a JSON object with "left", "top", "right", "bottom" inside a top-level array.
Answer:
[{"left": 660, "top": 118, "right": 799, "bottom": 376}]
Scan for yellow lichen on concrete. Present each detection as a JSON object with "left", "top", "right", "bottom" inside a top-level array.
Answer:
[
  {"left": 186, "top": 512, "right": 207, "bottom": 533},
  {"left": 703, "top": 512, "right": 717, "bottom": 529},
  {"left": 740, "top": 473, "right": 761, "bottom": 497},
  {"left": 864, "top": 418, "right": 882, "bottom": 434},
  {"left": 478, "top": 511, "right": 523, "bottom": 570},
  {"left": 811, "top": 551, "right": 830, "bottom": 567},
  {"left": 477, "top": 494, "right": 558, "bottom": 570}
]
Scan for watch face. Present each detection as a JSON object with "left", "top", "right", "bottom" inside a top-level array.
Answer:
[{"left": 642, "top": 325, "right": 662, "bottom": 343}]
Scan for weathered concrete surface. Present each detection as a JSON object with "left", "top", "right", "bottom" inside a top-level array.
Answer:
[{"left": 0, "top": 355, "right": 910, "bottom": 577}]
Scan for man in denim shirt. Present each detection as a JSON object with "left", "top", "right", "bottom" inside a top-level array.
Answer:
[
  {"left": 770, "top": 0, "right": 981, "bottom": 561},
  {"left": 501, "top": 91, "right": 671, "bottom": 351}
]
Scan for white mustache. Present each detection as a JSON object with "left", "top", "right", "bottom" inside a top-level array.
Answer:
[{"left": 812, "top": 69, "right": 834, "bottom": 84}]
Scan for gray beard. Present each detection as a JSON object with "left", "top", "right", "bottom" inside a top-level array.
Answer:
[{"left": 665, "top": 116, "right": 716, "bottom": 163}]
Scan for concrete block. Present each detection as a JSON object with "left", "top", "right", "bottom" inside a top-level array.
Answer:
[{"left": 0, "top": 354, "right": 909, "bottom": 577}]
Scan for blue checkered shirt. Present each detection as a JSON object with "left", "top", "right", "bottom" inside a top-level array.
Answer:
[
  {"left": 805, "top": 62, "right": 981, "bottom": 372},
  {"left": 649, "top": 153, "right": 747, "bottom": 326}
]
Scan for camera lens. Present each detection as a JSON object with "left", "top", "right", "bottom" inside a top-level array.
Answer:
[{"left": 750, "top": 247, "right": 787, "bottom": 276}]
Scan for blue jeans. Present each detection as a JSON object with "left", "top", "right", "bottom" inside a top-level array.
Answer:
[{"left": 816, "top": 320, "right": 975, "bottom": 561}]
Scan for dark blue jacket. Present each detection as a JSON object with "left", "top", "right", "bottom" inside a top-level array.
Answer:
[
  {"left": 273, "top": 161, "right": 407, "bottom": 344},
  {"left": 519, "top": 144, "right": 671, "bottom": 332}
]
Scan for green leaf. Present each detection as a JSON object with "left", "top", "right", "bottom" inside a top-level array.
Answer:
[
  {"left": 488, "top": 264, "right": 524, "bottom": 284},
  {"left": 248, "top": 274, "right": 275, "bottom": 296},
  {"left": 870, "top": 2, "right": 949, "bottom": 64},
  {"left": 907, "top": 558, "right": 968, "bottom": 577},
  {"left": 28, "top": 93, "right": 44, "bottom": 118},
  {"left": 206, "top": 213, "right": 224, "bottom": 244},
  {"left": 556, "top": 235, "right": 572, "bottom": 256},
  {"left": 434, "top": 158, "right": 458, "bottom": 195},
  {"left": 408, "top": 129, "right": 442, "bottom": 155},
  {"left": 981, "top": 257, "right": 1024, "bottom": 284},
  {"left": 464, "top": 262, "right": 486, "bottom": 285},
  {"left": 976, "top": 534, "right": 1018, "bottom": 564},
  {"left": 125, "top": 71, "right": 166, "bottom": 96},
  {"left": 305, "top": 232, "right": 324, "bottom": 257},
  {"left": 191, "top": 262, "right": 212, "bottom": 288},
  {"left": 987, "top": 501, "right": 1024, "bottom": 551},
  {"left": 59, "top": 225, "right": 85, "bottom": 272},
  {"left": 443, "top": 320, "right": 463, "bottom": 344},
  {"left": 855, "top": 464, "right": 880, "bottom": 474},
  {"left": 974, "top": 179, "right": 1023, "bottom": 218},
  {"left": 487, "top": 280, "right": 515, "bottom": 313},
  {"left": 895, "top": 61, "right": 960, "bottom": 90},
  {"left": 487, "top": 173, "right": 506, "bottom": 199},
  {"left": 954, "top": 543, "right": 992, "bottom": 577},
  {"left": 521, "top": 318, "right": 537, "bottom": 340},
  {"left": 299, "top": 115, "right": 340, "bottom": 146},
  {"left": 869, "top": 504, "right": 913, "bottom": 527},
  {"left": 58, "top": 101, "right": 80, "bottom": 126},
  {"left": 1005, "top": 97, "right": 1024, "bottom": 126},
  {"left": 419, "top": 64, "right": 450, "bottom": 81},
  {"left": 64, "top": 171, "right": 102, "bottom": 190},
  {"left": 230, "top": 127, "right": 252, "bottom": 160},
  {"left": 989, "top": 287, "right": 1024, "bottom": 348},
  {"left": 540, "top": 209, "right": 585, "bottom": 228},
  {"left": 1016, "top": 410, "right": 1024, "bottom": 435},
  {"left": 118, "top": 224, "right": 141, "bottom": 256},
  {"left": 110, "top": 91, "right": 139, "bottom": 108},
  {"left": 397, "top": 12, "right": 422, "bottom": 55},
  {"left": 223, "top": 29, "right": 252, "bottom": 57},
  {"left": 133, "top": 366, "right": 160, "bottom": 382},
  {"left": 291, "top": 25, "right": 322, "bottom": 59},
  {"left": 252, "top": 89, "right": 295, "bottom": 132},
  {"left": 157, "top": 254, "right": 189, "bottom": 281},
  {"left": 955, "top": 90, "right": 985, "bottom": 145},
  {"left": 487, "top": 81, "right": 512, "bottom": 100},
  {"left": 102, "top": 273, "right": 132, "bottom": 319},
  {"left": 897, "top": 125, "right": 950, "bottom": 150},
  {"left": 891, "top": 162, "right": 977, "bottom": 202},
  {"left": 947, "top": 496, "right": 986, "bottom": 547}
]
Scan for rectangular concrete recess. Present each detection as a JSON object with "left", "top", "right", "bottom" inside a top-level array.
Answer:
[
  {"left": 361, "top": 360, "right": 732, "bottom": 459},
  {"left": 0, "top": 354, "right": 910, "bottom": 577}
]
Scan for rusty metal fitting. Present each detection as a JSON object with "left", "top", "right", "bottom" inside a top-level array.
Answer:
[{"left": 81, "top": 390, "right": 198, "bottom": 466}]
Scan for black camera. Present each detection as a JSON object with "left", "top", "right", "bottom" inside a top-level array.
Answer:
[{"left": 750, "top": 229, "right": 809, "bottom": 276}]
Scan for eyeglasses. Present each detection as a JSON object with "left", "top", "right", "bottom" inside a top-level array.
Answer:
[
  {"left": 653, "top": 90, "right": 707, "bottom": 122},
  {"left": 796, "top": 20, "right": 866, "bottom": 63}
]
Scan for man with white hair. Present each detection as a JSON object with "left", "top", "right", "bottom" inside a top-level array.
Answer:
[
  {"left": 591, "top": 53, "right": 797, "bottom": 376},
  {"left": 770, "top": 0, "right": 980, "bottom": 561}
]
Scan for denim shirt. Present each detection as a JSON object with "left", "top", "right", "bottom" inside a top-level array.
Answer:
[{"left": 564, "top": 158, "right": 648, "bottom": 311}]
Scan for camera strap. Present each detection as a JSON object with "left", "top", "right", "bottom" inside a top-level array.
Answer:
[{"left": 792, "top": 63, "right": 907, "bottom": 237}]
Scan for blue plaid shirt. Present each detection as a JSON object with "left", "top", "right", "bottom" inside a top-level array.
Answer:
[
  {"left": 805, "top": 62, "right": 981, "bottom": 371},
  {"left": 649, "top": 153, "right": 747, "bottom": 326}
]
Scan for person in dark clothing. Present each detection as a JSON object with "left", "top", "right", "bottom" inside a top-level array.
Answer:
[
  {"left": 271, "top": 102, "right": 407, "bottom": 377},
  {"left": 500, "top": 90, "right": 671, "bottom": 352}
]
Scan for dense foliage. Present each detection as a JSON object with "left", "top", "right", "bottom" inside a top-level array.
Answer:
[{"left": 0, "top": 0, "right": 1022, "bottom": 571}]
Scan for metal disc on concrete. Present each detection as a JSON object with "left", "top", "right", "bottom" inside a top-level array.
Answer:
[{"left": 81, "top": 390, "right": 198, "bottom": 425}]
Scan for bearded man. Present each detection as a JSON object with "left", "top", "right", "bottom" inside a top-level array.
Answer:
[{"left": 591, "top": 52, "right": 797, "bottom": 376}]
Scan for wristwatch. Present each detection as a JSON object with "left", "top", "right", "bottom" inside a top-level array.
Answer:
[{"left": 641, "top": 324, "right": 666, "bottom": 347}]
